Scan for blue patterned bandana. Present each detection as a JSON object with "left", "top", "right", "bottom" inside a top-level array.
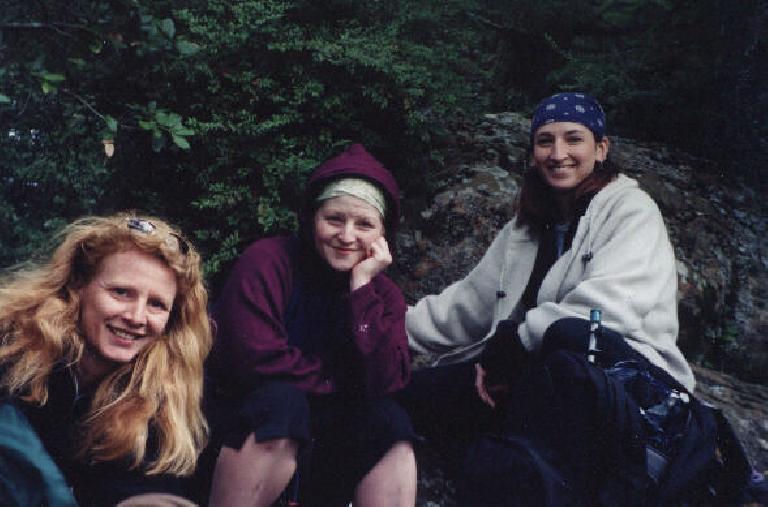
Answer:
[{"left": 530, "top": 92, "right": 606, "bottom": 142}]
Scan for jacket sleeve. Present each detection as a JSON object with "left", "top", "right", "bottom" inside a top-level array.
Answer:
[
  {"left": 347, "top": 277, "right": 410, "bottom": 396},
  {"left": 405, "top": 221, "right": 517, "bottom": 357},
  {"left": 214, "top": 240, "right": 334, "bottom": 394},
  {"left": 518, "top": 190, "right": 679, "bottom": 357}
]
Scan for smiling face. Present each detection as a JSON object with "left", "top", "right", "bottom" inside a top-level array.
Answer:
[
  {"left": 78, "top": 248, "right": 177, "bottom": 383},
  {"left": 532, "top": 121, "right": 609, "bottom": 192},
  {"left": 313, "top": 194, "right": 385, "bottom": 272}
]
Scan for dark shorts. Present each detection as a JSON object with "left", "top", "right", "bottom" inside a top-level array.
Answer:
[
  {"left": 203, "top": 382, "right": 415, "bottom": 506},
  {"left": 396, "top": 361, "right": 503, "bottom": 474}
]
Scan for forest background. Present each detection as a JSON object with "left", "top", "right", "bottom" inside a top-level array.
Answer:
[{"left": 2, "top": 1, "right": 767, "bottom": 380}]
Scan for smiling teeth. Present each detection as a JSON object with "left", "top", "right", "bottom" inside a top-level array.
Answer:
[{"left": 110, "top": 326, "right": 142, "bottom": 340}]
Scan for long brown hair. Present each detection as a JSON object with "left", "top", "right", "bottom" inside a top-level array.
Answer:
[{"left": 0, "top": 213, "right": 212, "bottom": 475}]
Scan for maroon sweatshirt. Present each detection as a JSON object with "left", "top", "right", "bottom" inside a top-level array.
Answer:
[{"left": 212, "top": 144, "right": 409, "bottom": 396}]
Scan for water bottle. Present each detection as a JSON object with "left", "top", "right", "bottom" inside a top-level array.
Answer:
[{"left": 587, "top": 309, "right": 601, "bottom": 363}]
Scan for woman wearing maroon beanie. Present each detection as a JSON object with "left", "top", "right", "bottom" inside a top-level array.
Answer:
[{"left": 206, "top": 144, "right": 416, "bottom": 506}]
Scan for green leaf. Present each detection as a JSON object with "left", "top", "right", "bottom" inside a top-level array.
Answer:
[
  {"left": 90, "top": 40, "right": 103, "bottom": 54},
  {"left": 168, "top": 113, "right": 182, "bottom": 127},
  {"left": 0, "top": 94, "right": 10, "bottom": 104},
  {"left": 41, "top": 81, "right": 54, "bottom": 94},
  {"left": 105, "top": 115, "right": 118, "bottom": 132},
  {"left": 156, "top": 111, "right": 182, "bottom": 127},
  {"left": 160, "top": 18, "right": 175, "bottom": 39},
  {"left": 172, "top": 134, "right": 191, "bottom": 149},
  {"left": 174, "top": 127, "right": 195, "bottom": 136},
  {"left": 138, "top": 120, "right": 155, "bottom": 130},
  {"left": 42, "top": 73, "right": 66, "bottom": 82},
  {"left": 176, "top": 40, "right": 201, "bottom": 56},
  {"left": 155, "top": 111, "right": 170, "bottom": 126}
]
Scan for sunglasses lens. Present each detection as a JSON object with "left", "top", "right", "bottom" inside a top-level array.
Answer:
[
  {"left": 126, "top": 217, "right": 188, "bottom": 255},
  {"left": 126, "top": 218, "right": 156, "bottom": 234}
]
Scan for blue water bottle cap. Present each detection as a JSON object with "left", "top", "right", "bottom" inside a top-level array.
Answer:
[{"left": 590, "top": 309, "right": 601, "bottom": 321}]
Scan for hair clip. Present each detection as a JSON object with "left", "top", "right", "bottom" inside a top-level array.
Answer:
[{"left": 126, "top": 218, "right": 156, "bottom": 234}]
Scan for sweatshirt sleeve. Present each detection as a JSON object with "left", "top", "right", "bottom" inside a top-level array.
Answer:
[
  {"left": 405, "top": 221, "right": 517, "bottom": 357},
  {"left": 346, "top": 277, "right": 410, "bottom": 396},
  {"left": 213, "top": 239, "right": 334, "bottom": 394}
]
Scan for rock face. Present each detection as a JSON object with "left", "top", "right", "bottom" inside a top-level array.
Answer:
[
  {"left": 693, "top": 365, "right": 768, "bottom": 472},
  {"left": 391, "top": 112, "right": 768, "bottom": 504}
]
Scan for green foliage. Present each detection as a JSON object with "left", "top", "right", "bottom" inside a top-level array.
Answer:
[
  {"left": 3, "top": 0, "right": 763, "bottom": 289},
  {"left": 477, "top": 0, "right": 765, "bottom": 178},
  {"left": 546, "top": 1, "right": 726, "bottom": 149},
  {"left": 0, "top": 0, "right": 486, "bottom": 289}
]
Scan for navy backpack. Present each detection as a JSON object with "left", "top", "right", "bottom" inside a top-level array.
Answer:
[{"left": 458, "top": 320, "right": 758, "bottom": 506}]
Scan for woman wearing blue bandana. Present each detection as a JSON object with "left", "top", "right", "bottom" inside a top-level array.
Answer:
[{"left": 404, "top": 93, "right": 694, "bottom": 504}]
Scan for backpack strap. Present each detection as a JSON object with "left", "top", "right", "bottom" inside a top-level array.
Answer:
[{"left": 710, "top": 406, "right": 753, "bottom": 500}]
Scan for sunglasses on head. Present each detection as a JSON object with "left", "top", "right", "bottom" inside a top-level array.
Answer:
[{"left": 126, "top": 217, "right": 190, "bottom": 255}]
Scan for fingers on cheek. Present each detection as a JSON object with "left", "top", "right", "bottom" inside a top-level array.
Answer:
[{"left": 377, "top": 238, "right": 390, "bottom": 256}]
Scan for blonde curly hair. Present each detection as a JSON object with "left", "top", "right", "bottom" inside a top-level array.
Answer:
[{"left": 0, "top": 213, "right": 212, "bottom": 475}]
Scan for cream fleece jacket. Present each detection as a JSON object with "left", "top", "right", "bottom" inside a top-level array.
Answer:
[{"left": 406, "top": 174, "right": 695, "bottom": 391}]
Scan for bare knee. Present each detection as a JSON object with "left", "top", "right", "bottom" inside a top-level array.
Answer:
[
  {"left": 257, "top": 437, "right": 298, "bottom": 454},
  {"left": 379, "top": 441, "right": 416, "bottom": 468},
  {"left": 354, "top": 441, "right": 417, "bottom": 507},
  {"left": 389, "top": 441, "right": 414, "bottom": 456},
  {"left": 219, "top": 434, "right": 298, "bottom": 463},
  {"left": 209, "top": 435, "right": 299, "bottom": 507}
]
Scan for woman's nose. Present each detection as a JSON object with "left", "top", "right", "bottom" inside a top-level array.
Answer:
[
  {"left": 124, "top": 300, "right": 147, "bottom": 326},
  {"left": 550, "top": 138, "right": 568, "bottom": 161},
  {"left": 338, "top": 222, "right": 355, "bottom": 243}
]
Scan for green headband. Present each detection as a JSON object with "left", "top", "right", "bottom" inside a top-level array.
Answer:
[{"left": 316, "top": 178, "right": 386, "bottom": 217}]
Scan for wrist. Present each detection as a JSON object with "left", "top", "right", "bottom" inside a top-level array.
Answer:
[{"left": 350, "top": 273, "right": 371, "bottom": 291}]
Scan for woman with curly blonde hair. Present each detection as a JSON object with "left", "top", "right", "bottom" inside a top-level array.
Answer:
[{"left": 0, "top": 213, "right": 212, "bottom": 506}]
